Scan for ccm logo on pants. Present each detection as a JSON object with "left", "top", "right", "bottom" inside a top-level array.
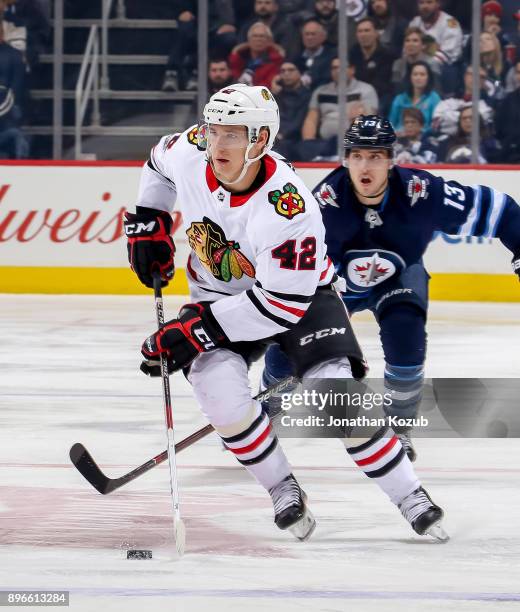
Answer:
[{"left": 299, "top": 327, "right": 346, "bottom": 346}]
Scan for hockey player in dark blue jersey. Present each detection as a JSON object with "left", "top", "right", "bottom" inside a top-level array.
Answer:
[{"left": 263, "top": 114, "right": 520, "bottom": 461}]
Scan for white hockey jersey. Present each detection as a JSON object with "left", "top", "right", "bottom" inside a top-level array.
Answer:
[
  {"left": 136, "top": 125, "right": 335, "bottom": 342},
  {"left": 409, "top": 11, "right": 463, "bottom": 64}
]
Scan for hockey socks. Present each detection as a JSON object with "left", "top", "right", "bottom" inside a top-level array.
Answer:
[
  {"left": 345, "top": 426, "right": 420, "bottom": 504},
  {"left": 220, "top": 408, "right": 291, "bottom": 490}
]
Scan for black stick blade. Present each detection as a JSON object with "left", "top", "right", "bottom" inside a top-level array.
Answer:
[{"left": 69, "top": 442, "right": 115, "bottom": 494}]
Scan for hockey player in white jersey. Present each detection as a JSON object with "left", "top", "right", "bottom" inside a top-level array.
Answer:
[{"left": 124, "top": 84, "right": 448, "bottom": 541}]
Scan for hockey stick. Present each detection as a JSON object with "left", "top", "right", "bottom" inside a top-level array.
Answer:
[
  {"left": 152, "top": 272, "right": 186, "bottom": 556},
  {"left": 69, "top": 375, "right": 298, "bottom": 495}
]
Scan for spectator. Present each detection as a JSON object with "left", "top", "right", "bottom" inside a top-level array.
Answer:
[
  {"left": 409, "top": 0, "right": 463, "bottom": 66},
  {"left": 389, "top": 60, "right": 441, "bottom": 133},
  {"left": 3, "top": 0, "right": 50, "bottom": 68},
  {"left": 392, "top": 26, "right": 441, "bottom": 91},
  {"left": 271, "top": 61, "right": 311, "bottom": 159},
  {"left": 297, "top": 57, "right": 378, "bottom": 161},
  {"left": 0, "top": 84, "right": 28, "bottom": 158},
  {"left": 0, "top": 11, "right": 25, "bottom": 108},
  {"left": 437, "top": 104, "right": 500, "bottom": 163},
  {"left": 208, "top": 58, "right": 233, "bottom": 94},
  {"left": 496, "top": 59, "right": 520, "bottom": 161},
  {"left": 162, "top": 1, "right": 237, "bottom": 91},
  {"left": 458, "top": 64, "right": 496, "bottom": 106},
  {"left": 308, "top": 0, "right": 357, "bottom": 50},
  {"left": 238, "top": 0, "right": 297, "bottom": 58},
  {"left": 349, "top": 17, "right": 396, "bottom": 113},
  {"left": 291, "top": 18, "right": 336, "bottom": 90},
  {"left": 480, "top": 31, "right": 509, "bottom": 87},
  {"left": 482, "top": 1, "right": 505, "bottom": 37},
  {"left": 1, "top": 0, "right": 25, "bottom": 56},
  {"left": 431, "top": 66, "right": 495, "bottom": 138},
  {"left": 368, "top": 0, "right": 407, "bottom": 57},
  {"left": 394, "top": 107, "right": 438, "bottom": 164},
  {"left": 229, "top": 22, "right": 284, "bottom": 88}
]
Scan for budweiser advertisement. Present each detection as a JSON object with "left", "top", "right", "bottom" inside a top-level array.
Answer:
[{"left": 0, "top": 162, "right": 518, "bottom": 299}]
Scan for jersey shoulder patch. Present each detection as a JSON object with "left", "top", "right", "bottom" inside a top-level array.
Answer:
[
  {"left": 313, "top": 166, "right": 346, "bottom": 209},
  {"left": 395, "top": 167, "right": 435, "bottom": 208},
  {"left": 186, "top": 125, "right": 200, "bottom": 146},
  {"left": 268, "top": 182, "right": 306, "bottom": 220}
]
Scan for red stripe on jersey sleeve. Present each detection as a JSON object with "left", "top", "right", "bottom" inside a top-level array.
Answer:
[
  {"left": 265, "top": 297, "right": 306, "bottom": 318},
  {"left": 320, "top": 257, "right": 332, "bottom": 281}
]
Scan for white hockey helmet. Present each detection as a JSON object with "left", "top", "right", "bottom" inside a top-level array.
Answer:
[{"left": 202, "top": 84, "right": 280, "bottom": 183}]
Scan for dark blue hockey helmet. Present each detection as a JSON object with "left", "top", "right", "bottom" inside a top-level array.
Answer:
[{"left": 344, "top": 115, "right": 396, "bottom": 153}]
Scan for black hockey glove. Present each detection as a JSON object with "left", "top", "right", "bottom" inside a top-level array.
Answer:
[
  {"left": 124, "top": 208, "right": 175, "bottom": 288},
  {"left": 140, "top": 303, "right": 227, "bottom": 376},
  {"left": 512, "top": 253, "right": 520, "bottom": 282}
]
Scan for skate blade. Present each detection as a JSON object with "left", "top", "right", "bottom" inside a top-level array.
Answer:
[
  {"left": 288, "top": 507, "right": 316, "bottom": 542},
  {"left": 425, "top": 520, "right": 450, "bottom": 542}
]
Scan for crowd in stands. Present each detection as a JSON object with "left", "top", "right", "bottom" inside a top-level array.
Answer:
[
  {"left": 0, "top": 0, "right": 49, "bottom": 157},
  {"left": 0, "top": 0, "right": 520, "bottom": 162},
  {"left": 190, "top": 0, "right": 520, "bottom": 163}
]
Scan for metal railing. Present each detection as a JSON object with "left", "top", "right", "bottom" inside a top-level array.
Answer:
[
  {"left": 75, "top": 25, "right": 101, "bottom": 159},
  {"left": 101, "top": 0, "right": 126, "bottom": 91}
]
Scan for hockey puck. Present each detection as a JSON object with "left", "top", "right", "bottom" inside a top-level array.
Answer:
[{"left": 127, "top": 549, "right": 152, "bottom": 560}]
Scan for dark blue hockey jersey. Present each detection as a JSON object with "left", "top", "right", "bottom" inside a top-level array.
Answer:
[{"left": 313, "top": 166, "right": 520, "bottom": 296}]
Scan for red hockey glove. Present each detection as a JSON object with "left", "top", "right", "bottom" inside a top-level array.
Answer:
[
  {"left": 140, "top": 303, "right": 227, "bottom": 375},
  {"left": 124, "top": 208, "right": 175, "bottom": 288}
]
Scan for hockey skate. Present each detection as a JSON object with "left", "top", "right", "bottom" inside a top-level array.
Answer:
[
  {"left": 395, "top": 428, "right": 417, "bottom": 462},
  {"left": 398, "top": 486, "right": 449, "bottom": 542},
  {"left": 269, "top": 474, "right": 316, "bottom": 541}
]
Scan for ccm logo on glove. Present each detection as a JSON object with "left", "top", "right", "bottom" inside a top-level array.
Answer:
[
  {"left": 124, "top": 220, "right": 158, "bottom": 235},
  {"left": 124, "top": 208, "right": 175, "bottom": 288}
]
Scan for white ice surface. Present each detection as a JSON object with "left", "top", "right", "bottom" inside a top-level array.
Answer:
[{"left": 0, "top": 295, "right": 519, "bottom": 612}]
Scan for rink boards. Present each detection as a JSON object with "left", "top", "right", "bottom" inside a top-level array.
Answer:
[{"left": 0, "top": 161, "right": 519, "bottom": 300}]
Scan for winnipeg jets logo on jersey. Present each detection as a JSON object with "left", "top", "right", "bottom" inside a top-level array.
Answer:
[
  {"left": 344, "top": 250, "right": 405, "bottom": 292},
  {"left": 407, "top": 175, "right": 429, "bottom": 207},
  {"left": 187, "top": 217, "right": 255, "bottom": 282},
  {"left": 315, "top": 183, "right": 339, "bottom": 208}
]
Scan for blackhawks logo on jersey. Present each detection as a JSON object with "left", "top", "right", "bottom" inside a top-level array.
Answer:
[
  {"left": 268, "top": 183, "right": 305, "bottom": 220},
  {"left": 186, "top": 217, "right": 255, "bottom": 282}
]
